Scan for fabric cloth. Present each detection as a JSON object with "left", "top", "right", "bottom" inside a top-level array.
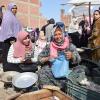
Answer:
[
  {"left": 6, "top": 31, "right": 38, "bottom": 72},
  {"left": 13, "top": 31, "right": 32, "bottom": 59},
  {"left": 50, "top": 37, "right": 69, "bottom": 59},
  {"left": 45, "top": 24, "right": 54, "bottom": 42},
  {"left": 0, "top": 3, "right": 22, "bottom": 41},
  {"left": 68, "top": 32, "right": 80, "bottom": 48},
  {"left": 68, "top": 20, "right": 79, "bottom": 33},
  {"left": 39, "top": 43, "right": 81, "bottom": 64},
  {"left": 51, "top": 52, "right": 71, "bottom": 78},
  {"left": 38, "top": 65, "right": 68, "bottom": 89},
  {"left": 38, "top": 43, "right": 81, "bottom": 87},
  {"left": 0, "top": 6, "right": 3, "bottom": 26},
  {"left": 52, "top": 25, "right": 65, "bottom": 39},
  {"left": 34, "top": 39, "right": 47, "bottom": 59},
  {"left": 88, "top": 17, "right": 100, "bottom": 62},
  {"left": 79, "top": 20, "right": 90, "bottom": 47},
  {"left": 38, "top": 25, "right": 81, "bottom": 88},
  {"left": 7, "top": 44, "right": 21, "bottom": 63}
]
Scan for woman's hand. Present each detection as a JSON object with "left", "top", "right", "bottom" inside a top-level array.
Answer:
[
  {"left": 41, "top": 57, "right": 49, "bottom": 63},
  {"left": 20, "top": 58, "right": 25, "bottom": 63},
  {"left": 10, "top": 40, "right": 15, "bottom": 44},
  {"left": 64, "top": 51, "right": 73, "bottom": 60},
  {"left": 20, "top": 57, "right": 32, "bottom": 64}
]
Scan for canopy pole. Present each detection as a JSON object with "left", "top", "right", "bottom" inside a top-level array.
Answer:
[{"left": 89, "top": 2, "right": 91, "bottom": 29}]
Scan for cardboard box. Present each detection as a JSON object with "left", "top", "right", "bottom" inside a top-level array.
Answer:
[{"left": 16, "top": 85, "right": 72, "bottom": 100}]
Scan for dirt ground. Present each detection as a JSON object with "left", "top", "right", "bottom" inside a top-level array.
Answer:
[{"left": 0, "top": 64, "right": 18, "bottom": 100}]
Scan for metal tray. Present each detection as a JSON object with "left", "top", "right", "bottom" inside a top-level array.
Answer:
[{"left": 12, "top": 72, "right": 38, "bottom": 89}]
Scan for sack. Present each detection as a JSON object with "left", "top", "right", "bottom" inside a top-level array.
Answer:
[{"left": 51, "top": 54, "right": 71, "bottom": 78}]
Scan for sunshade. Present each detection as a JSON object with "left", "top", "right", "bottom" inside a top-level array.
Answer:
[{"left": 67, "top": 0, "right": 100, "bottom": 5}]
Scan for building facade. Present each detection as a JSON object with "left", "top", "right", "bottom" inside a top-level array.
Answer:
[
  {"left": 0, "top": 0, "right": 47, "bottom": 29},
  {"left": 60, "top": 9, "right": 71, "bottom": 28}
]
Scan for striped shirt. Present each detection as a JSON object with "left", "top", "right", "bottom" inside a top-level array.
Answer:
[{"left": 7, "top": 44, "right": 37, "bottom": 63}]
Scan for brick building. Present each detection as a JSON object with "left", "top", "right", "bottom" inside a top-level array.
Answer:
[
  {"left": 0, "top": 0, "right": 47, "bottom": 29},
  {"left": 60, "top": 9, "right": 71, "bottom": 28}
]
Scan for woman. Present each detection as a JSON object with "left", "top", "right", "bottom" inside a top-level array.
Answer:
[
  {"left": 0, "top": 3, "right": 22, "bottom": 70},
  {"left": 0, "top": 2, "right": 22, "bottom": 43},
  {"left": 79, "top": 15, "right": 90, "bottom": 47},
  {"left": 68, "top": 18, "right": 80, "bottom": 47},
  {"left": 88, "top": 10, "right": 100, "bottom": 62},
  {"left": 6, "top": 31, "right": 38, "bottom": 72},
  {"left": 86, "top": 10, "right": 100, "bottom": 77},
  {"left": 34, "top": 31, "right": 47, "bottom": 61},
  {"left": 38, "top": 25, "right": 81, "bottom": 89}
]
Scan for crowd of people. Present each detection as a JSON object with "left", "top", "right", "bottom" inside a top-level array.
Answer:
[{"left": 0, "top": 2, "right": 100, "bottom": 94}]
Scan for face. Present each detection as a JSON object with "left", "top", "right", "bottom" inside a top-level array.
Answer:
[
  {"left": 11, "top": 5, "right": 17, "bottom": 15},
  {"left": 94, "top": 11, "right": 100, "bottom": 20},
  {"left": 54, "top": 28, "right": 63, "bottom": 43},
  {"left": 22, "top": 35, "right": 30, "bottom": 46}
]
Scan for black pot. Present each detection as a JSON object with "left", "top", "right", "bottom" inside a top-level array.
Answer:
[{"left": 13, "top": 82, "right": 39, "bottom": 92}]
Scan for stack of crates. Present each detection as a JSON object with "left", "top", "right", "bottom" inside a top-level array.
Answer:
[{"left": 67, "top": 78, "right": 100, "bottom": 100}]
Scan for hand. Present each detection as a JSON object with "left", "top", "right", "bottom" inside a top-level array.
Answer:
[
  {"left": 10, "top": 40, "right": 15, "bottom": 44},
  {"left": 64, "top": 51, "right": 73, "bottom": 60},
  {"left": 20, "top": 58, "right": 25, "bottom": 63},
  {"left": 41, "top": 57, "right": 49, "bottom": 63},
  {"left": 24, "top": 59, "right": 32, "bottom": 64}
]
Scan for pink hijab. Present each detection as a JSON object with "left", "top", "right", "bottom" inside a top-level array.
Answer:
[
  {"left": 50, "top": 37, "right": 69, "bottom": 59},
  {"left": 13, "top": 31, "right": 32, "bottom": 58}
]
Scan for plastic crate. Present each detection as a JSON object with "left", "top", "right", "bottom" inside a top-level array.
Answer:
[{"left": 67, "top": 79, "right": 100, "bottom": 100}]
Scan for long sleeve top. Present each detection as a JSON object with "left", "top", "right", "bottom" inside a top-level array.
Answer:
[
  {"left": 38, "top": 43, "right": 81, "bottom": 64},
  {"left": 7, "top": 44, "right": 37, "bottom": 63}
]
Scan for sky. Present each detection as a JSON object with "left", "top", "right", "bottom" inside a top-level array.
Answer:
[
  {"left": 40, "top": 0, "right": 100, "bottom": 21},
  {"left": 40, "top": 0, "right": 70, "bottom": 21}
]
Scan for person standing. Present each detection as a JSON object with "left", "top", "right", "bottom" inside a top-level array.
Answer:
[
  {"left": 88, "top": 10, "right": 100, "bottom": 62},
  {"left": 45, "top": 18, "right": 55, "bottom": 42},
  {"left": 0, "top": 3, "right": 22, "bottom": 70},
  {"left": 41, "top": 20, "right": 49, "bottom": 35},
  {"left": 68, "top": 18, "right": 80, "bottom": 47},
  {"left": 79, "top": 14, "right": 90, "bottom": 47}
]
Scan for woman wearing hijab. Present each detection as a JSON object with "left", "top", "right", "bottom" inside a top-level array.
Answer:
[
  {"left": 0, "top": 3, "right": 22, "bottom": 70},
  {"left": 34, "top": 31, "right": 47, "bottom": 61},
  {"left": 6, "top": 31, "right": 38, "bottom": 72},
  {"left": 86, "top": 10, "right": 100, "bottom": 77},
  {"left": 0, "top": 3, "right": 22, "bottom": 42},
  {"left": 88, "top": 10, "right": 100, "bottom": 62},
  {"left": 37, "top": 25, "right": 81, "bottom": 90}
]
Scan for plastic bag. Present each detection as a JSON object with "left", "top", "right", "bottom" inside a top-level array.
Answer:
[{"left": 51, "top": 54, "right": 71, "bottom": 78}]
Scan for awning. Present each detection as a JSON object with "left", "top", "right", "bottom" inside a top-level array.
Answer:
[{"left": 67, "top": 0, "right": 100, "bottom": 5}]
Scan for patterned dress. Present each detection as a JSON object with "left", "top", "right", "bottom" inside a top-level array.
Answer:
[{"left": 38, "top": 43, "right": 81, "bottom": 89}]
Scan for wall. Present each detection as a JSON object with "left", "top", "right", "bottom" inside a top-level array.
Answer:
[{"left": 0, "top": 0, "right": 47, "bottom": 29}]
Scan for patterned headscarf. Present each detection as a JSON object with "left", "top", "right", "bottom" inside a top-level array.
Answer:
[{"left": 50, "top": 26, "right": 69, "bottom": 59}]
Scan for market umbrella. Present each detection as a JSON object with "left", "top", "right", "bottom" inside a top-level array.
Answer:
[{"left": 61, "top": 0, "right": 100, "bottom": 28}]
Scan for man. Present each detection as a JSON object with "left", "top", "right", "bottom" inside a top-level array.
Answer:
[
  {"left": 45, "top": 18, "right": 55, "bottom": 42},
  {"left": 41, "top": 20, "right": 49, "bottom": 35}
]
